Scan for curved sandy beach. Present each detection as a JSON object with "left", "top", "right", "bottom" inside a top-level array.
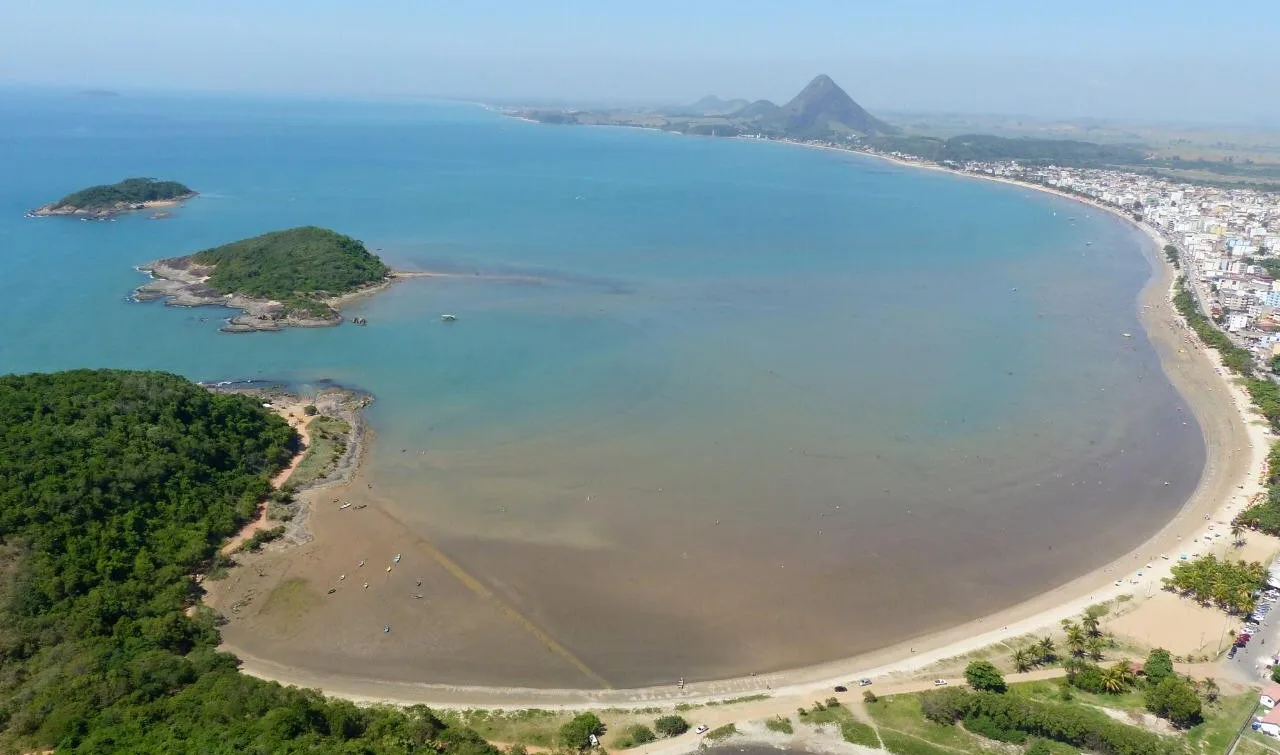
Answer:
[{"left": 218, "top": 164, "right": 1271, "bottom": 711}]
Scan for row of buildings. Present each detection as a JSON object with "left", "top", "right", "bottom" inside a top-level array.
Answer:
[{"left": 916, "top": 157, "right": 1280, "bottom": 363}]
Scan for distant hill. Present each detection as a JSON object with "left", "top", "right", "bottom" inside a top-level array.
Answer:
[
  {"left": 732, "top": 99, "right": 783, "bottom": 120},
  {"left": 686, "top": 95, "right": 751, "bottom": 115},
  {"left": 773, "top": 75, "right": 897, "bottom": 137}
]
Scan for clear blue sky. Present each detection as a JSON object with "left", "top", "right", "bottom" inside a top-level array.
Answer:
[{"left": 4, "top": 0, "right": 1277, "bottom": 123}]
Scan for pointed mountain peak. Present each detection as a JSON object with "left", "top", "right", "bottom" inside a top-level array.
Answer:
[{"left": 778, "top": 74, "right": 897, "bottom": 137}]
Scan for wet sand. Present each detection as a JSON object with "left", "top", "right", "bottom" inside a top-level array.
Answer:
[{"left": 206, "top": 167, "right": 1273, "bottom": 706}]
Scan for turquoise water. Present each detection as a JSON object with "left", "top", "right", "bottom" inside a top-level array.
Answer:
[{"left": 0, "top": 91, "right": 1203, "bottom": 686}]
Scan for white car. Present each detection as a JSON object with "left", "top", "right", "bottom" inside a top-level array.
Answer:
[
  {"left": 934, "top": 679, "right": 948, "bottom": 686},
  {"left": 694, "top": 725, "right": 709, "bottom": 735}
]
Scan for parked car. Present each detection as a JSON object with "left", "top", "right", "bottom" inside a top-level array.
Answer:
[
  {"left": 833, "top": 685, "right": 847, "bottom": 692},
  {"left": 694, "top": 725, "right": 709, "bottom": 735},
  {"left": 934, "top": 679, "right": 949, "bottom": 686},
  {"left": 858, "top": 678, "right": 873, "bottom": 687}
]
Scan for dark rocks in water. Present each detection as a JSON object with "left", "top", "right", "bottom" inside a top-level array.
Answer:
[{"left": 352, "top": 317, "right": 368, "bottom": 326}]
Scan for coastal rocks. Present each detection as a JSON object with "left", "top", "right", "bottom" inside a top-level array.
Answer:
[
  {"left": 133, "top": 257, "right": 343, "bottom": 333},
  {"left": 28, "top": 193, "right": 196, "bottom": 219}
]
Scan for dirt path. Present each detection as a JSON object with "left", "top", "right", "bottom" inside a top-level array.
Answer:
[{"left": 220, "top": 398, "right": 316, "bottom": 555}]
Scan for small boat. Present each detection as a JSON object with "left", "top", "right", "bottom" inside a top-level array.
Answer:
[
  {"left": 327, "top": 588, "right": 337, "bottom": 594},
  {"left": 386, "top": 566, "right": 392, "bottom": 572},
  {"left": 1086, "top": 241, "right": 1093, "bottom": 246},
  {"left": 440, "top": 313, "right": 457, "bottom": 322},
  {"left": 1122, "top": 333, "right": 1132, "bottom": 338},
  {"left": 393, "top": 553, "right": 402, "bottom": 563},
  {"left": 339, "top": 502, "right": 352, "bottom": 510},
  {"left": 384, "top": 624, "right": 391, "bottom": 633}
]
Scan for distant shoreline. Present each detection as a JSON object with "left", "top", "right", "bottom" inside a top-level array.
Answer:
[{"left": 216, "top": 121, "right": 1270, "bottom": 710}]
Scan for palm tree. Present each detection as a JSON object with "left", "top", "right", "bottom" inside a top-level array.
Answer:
[
  {"left": 1086, "top": 635, "right": 1106, "bottom": 662},
  {"left": 1203, "top": 678, "right": 1220, "bottom": 704},
  {"left": 1036, "top": 636, "right": 1056, "bottom": 663},
  {"left": 1082, "top": 614, "right": 1101, "bottom": 637},
  {"left": 1060, "top": 618, "right": 1078, "bottom": 633},
  {"left": 1012, "top": 647, "right": 1033, "bottom": 673},
  {"left": 1065, "top": 625, "right": 1087, "bottom": 657},
  {"left": 1098, "top": 661, "right": 1135, "bottom": 693},
  {"left": 1231, "top": 522, "right": 1245, "bottom": 548}
]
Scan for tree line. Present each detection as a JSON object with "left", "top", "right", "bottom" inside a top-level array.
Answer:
[
  {"left": 53, "top": 177, "right": 193, "bottom": 209},
  {"left": 0, "top": 369, "right": 502, "bottom": 753}
]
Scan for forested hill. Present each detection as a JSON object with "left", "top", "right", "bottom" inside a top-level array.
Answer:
[
  {"left": 0, "top": 369, "right": 500, "bottom": 753},
  {"left": 44, "top": 177, "right": 195, "bottom": 212},
  {"left": 191, "top": 226, "right": 390, "bottom": 317}
]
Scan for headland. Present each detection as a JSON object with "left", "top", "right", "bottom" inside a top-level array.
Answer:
[{"left": 28, "top": 177, "right": 196, "bottom": 218}]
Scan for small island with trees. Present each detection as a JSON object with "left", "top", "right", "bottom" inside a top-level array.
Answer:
[
  {"left": 28, "top": 177, "right": 197, "bottom": 218},
  {"left": 134, "top": 226, "right": 395, "bottom": 332}
]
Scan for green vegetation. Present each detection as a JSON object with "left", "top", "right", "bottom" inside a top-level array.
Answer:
[
  {"left": 1144, "top": 676, "right": 1203, "bottom": 728},
  {"left": 704, "top": 723, "right": 737, "bottom": 742},
  {"left": 879, "top": 730, "right": 951, "bottom": 755},
  {"left": 798, "top": 698, "right": 855, "bottom": 726},
  {"left": 286, "top": 414, "right": 351, "bottom": 490},
  {"left": 442, "top": 709, "right": 567, "bottom": 749},
  {"left": 1237, "top": 444, "right": 1280, "bottom": 535},
  {"left": 1172, "top": 276, "right": 1256, "bottom": 375},
  {"left": 840, "top": 720, "right": 880, "bottom": 748},
  {"left": 558, "top": 713, "right": 605, "bottom": 751},
  {"left": 613, "top": 724, "right": 655, "bottom": 748},
  {"left": 0, "top": 369, "right": 501, "bottom": 754},
  {"left": 50, "top": 177, "right": 193, "bottom": 210},
  {"left": 917, "top": 688, "right": 1175, "bottom": 755},
  {"left": 1012, "top": 635, "right": 1059, "bottom": 671},
  {"left": 1144, "top": 649, "right": 1175, "bottom": 685},
  {"left": 653, "top": 714, "right": 689, "bottom": 737},
  {"left": 866, "top": 133, "right": 1147, "bottom": 168},
  {"left": 235, "top": 524, "right": 286, "bottom": 552},
  {"left": 963, "top": 660, "right": 1006, "bottom": 693},
  {"left": 764, "top": 716, "right": 793, "bottom": 734},
  {"left": 1162, "top": 554, "right": 1265, "bottom": 615},
  {"left": 1164, "top": 244, "right": 1181, "bottom": 268},
  {"left": 191, "top": 226, "right": 390, "bottom": 319}
]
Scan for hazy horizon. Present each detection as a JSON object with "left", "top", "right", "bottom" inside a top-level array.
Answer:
[{"left": 4, "top": 0, "right": 1278, "bottom": 127}]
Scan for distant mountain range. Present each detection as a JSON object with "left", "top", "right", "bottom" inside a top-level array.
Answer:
[
  {"left": 519, "top": 75, "right": 898, "bottom": 139},
  {"left": 680, "top": 75, "right": 898, "bottom": 137}
]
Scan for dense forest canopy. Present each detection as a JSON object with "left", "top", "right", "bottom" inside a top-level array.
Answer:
[
  {"left": 52, "top": 177, "right": 193, "bottom": 209},
  {"left": 0, "top": 370, "right": 499, "bottom": 753},
  {"left": 191, "top": 226, "right": 390, "bottom": 317}
]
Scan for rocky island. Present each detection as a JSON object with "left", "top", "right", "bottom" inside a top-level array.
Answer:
[
  {"left": 29, "top": 177, "right": 196, "bottom": 218},
  {"left": 134, "top": 226, "right": 393, "bottom": 332}
]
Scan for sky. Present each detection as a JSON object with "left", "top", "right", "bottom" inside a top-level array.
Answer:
[{"left": 3, "top": 0, "right": 1277, "bottom": 124}]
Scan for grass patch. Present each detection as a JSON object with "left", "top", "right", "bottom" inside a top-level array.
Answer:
[
  {"left": 441, "top": 709, "right": 568, "bottom": 748},
  {"left": 1011, "top": 679, "right": 1147, "bottom": 714},
  {"left": 798, "top": 699, "right": 855, "bottom": 726},
  {"left": 707, "top": 694, "right": 769, "bottom": 706},
  {"left": 612, "top": 724, "right": 656, "bottom": 749},
  {"left": 1183, "top": 693, "right": 1258, "bottom": 755},
  {"left": 841, "top": 720, "right": 880, "bottom": 748},
  {"left": 880, "top": 730, "right": 955, "bottom": 755},
  {"left": 288, "top": 415, "right": 351, "bottom": 488},
  {"left": 864, "top": 695, "right": 988, "bottom": 753},
  {"left": 764, "top": 716, "right": 793, "bottom": 734},
  {"left": 704, "top": 723, "right": 737, "bottom": 742}
]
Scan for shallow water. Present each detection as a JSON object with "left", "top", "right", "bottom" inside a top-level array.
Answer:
[{"left": 0, "top": 91, "right": 1203, "bottom": 687}]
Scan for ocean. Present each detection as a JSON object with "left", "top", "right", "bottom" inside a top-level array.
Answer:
[{"left": 0, "top": 90, "right": 1204, "bottom": 687}]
